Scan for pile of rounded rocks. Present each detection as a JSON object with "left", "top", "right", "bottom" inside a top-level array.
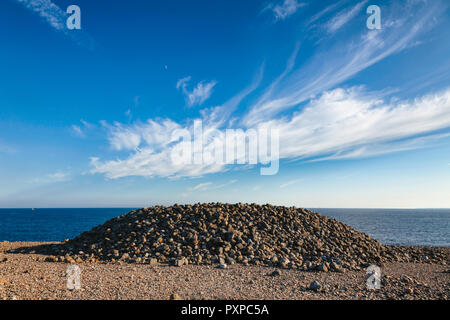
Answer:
[{"left": 40, "top": 203, "right": 448, "bottom": 272}]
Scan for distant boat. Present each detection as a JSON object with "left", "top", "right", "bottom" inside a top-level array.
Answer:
[{"left": 31, "top": 208, "right": 35, "bottom": 211}]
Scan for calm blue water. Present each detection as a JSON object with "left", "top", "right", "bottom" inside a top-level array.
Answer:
[
  {"left": 316, "top": 208, "right": 450, "bottom": 247},
  {"left": 0, "top": 208, "right": 134, "bottom": 242},
  {"left": 0, "top": 208, "right": 449, "bottom": 246}
]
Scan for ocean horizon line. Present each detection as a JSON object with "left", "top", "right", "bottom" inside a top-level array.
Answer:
[{"left": 1, "top": 206, "right": 450, "bottom": 210}]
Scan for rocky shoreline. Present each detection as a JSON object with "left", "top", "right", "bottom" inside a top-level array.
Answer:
[
  {"left": 10, "top": 203, "right": 448, "bottom": 272},
  {"left": 1, "top": 203, "right": 448, "bottom": 300}
]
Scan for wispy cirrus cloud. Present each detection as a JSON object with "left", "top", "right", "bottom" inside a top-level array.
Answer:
[
  {"left": 191, "top": 180, "right": 237, "bottom": 192},
  {"left": 182, "top": 180, "right": 238, "bottom": 197},
  {"left": 242, "top": 0, "right": 443, "bottom": 126},
  {"left": 191, "top": 182, "right": 213, "bottom": 191},
  {"left": 15, "top": 0, "right": 95, "bottom": 49},
  {"left": 71, "top": 120, "right": 94, "bottom": 138},
  {"left": 280, "top": 178, "right": 302, "bottom": 188},
  {"left": 16, "top": 0, "right": 66, "bottom": 30},
  {"left": 306, "top": 0, "right": 348, "bottom": 27},
  {"left": 264, "top": 0, "right": 306, "bottom": 20},
  {"left": 28, "top": 171, "right": 71, "bottom": 184},
  {"left": 90, "top": 86, "right": 450, "bottom": 179},
  {"left": 177, "top": 76, "right": 217, "bottom": 107},
  {"left": 270, "top": 87, "right": 450, "bottom": 161},
  {"left": 71, "top": 125, "right": 84, "bottom": 137},
  {"left": 309, "top": 132, "right": 450, "bottom": 162},
  {"left": 325, "top": 0, "right": 367, "bottom": 34},
  {"left": 89, "top": 0, "right": 450, "bottom": 180}
]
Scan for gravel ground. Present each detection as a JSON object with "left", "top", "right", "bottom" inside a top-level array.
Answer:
[{"left": 1, "top": 242, "right": 449, "bottom": 300}]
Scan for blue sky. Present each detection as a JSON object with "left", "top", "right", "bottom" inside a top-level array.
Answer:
[{"left": 0, "top": 0, "right": 450, "bottom": 208}]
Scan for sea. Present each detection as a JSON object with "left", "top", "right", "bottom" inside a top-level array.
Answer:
[{"left": 0, "top": 208, "right": 449, "bottom": 246}]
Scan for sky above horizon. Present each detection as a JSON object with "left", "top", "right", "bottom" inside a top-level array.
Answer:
[{"left": 1, "top": 0, "right": 450, "bottom": 208}]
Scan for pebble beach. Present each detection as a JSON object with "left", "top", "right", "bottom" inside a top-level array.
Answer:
[
  {"left": 0, "top": 241, "right": 449, "bottom": 300},
  {"left": 1, "top": 204, "right": 449, "bottom": 300}
]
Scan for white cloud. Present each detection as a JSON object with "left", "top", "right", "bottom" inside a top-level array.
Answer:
[
  {"left": 102, "top": 122, "right": 141, "bottom": 151},
  {"left": 88, "top": 1, "right": 450, "bottom": 180},
  {"left": 266, "top": 0, "right": 306, "bottom": 20},
  {"left": 176, "top": 76, "right": 191, "bottom": 89},
  {"left": 185, "top": 180, "right": 238, "bottom": 196},
  {"left": 210, "top": 179, "right": 238, "bottom": 190},
  {"left": 15, "top": 0, "right": 95, "bottom": 49},
  {"left": 309, "top": 133, "right": 450, "bottom": 162},
  {"left": 326, "top": 0, "right": 367, "bottom": 34},
  {"left": 28, "top": 171, "right": 71, "bottom": 184},
  {"left": 71, "top": 119, "right": 93, "bottom": 138},
  {"left": 90, "top": 145, "right": 226, "bottom": 179},
  {"left": 306, "top": 0, "right": 346, "bottom": 27},
  {"left": 192, "top": 182, "right": 213, "bottom": 191},
  {"left": 101, "top": 119, "right": 181, "bottom": 151},
  {"left": 90, "top": 86, "right": 450, "bottom": 179},
  {"left": 242, "top": 0, "right": 442, "bottom": 126},
  {"left": 280, "top": 178, "right": 302, "bottom": 188},
  {"left": 16, "top": 0, "right": 66, "bottom": 30},
  {"left": 71, "top": 125, "right": 84, "bottom": 137},
  {"left": 47, "top": 172, "right": 70, "bottom": 181},
  {"left": 199, "top": 64, "right": 264, "bottom": 128},
  {"left": 271, "top": 87, "right": 450, "bottom": 160},
  {"left": 177, "top": 76, "right": 217, "bottom": 107}
]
